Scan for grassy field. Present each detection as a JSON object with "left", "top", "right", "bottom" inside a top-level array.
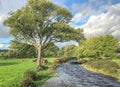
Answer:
[{"left": 0, "top": 58, "right": 56, "bottom": 87}]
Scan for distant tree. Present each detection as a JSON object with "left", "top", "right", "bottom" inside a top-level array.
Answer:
[
  {"left": 116, "top": 46, "right": 120, "bottom": 53},
  {"left": 58, "top": 45, "right": 76, "bottom": 57},
  {"left": 58, "top": 47, "right": 65, "bottom": 57},
  {"left": 99, "top": 35, "right": 119, "bottom": 57},
  {"left": 42, "top": 43, "right": 59, "bottom": 57},
  {"left": 9, "top": 39, "right": 36, "bottom": 58},
  {"left": 4, "top": 0, "right": 84, "bottom": 69},
  {"left": 64, "top": 45, "right": 76, "bottom": 57},
  {"left": 75, "top": 35, "right": 119, "bottom": 58}
]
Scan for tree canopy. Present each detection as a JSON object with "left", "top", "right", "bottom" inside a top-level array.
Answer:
[
  {"left": 58, "top": 45, "right": 76, "bottom": 57},
  {"left": 4, "top": 0, "right": 84, "bottom": 69},
  {"left": 75, "top": 35, "right": 119, "bottom": 58}
]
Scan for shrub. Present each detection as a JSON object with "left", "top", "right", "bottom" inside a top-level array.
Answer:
[
  {"left": 23, "top": 70, "right": 38, "bottom": 80},
  {"left": 87, "top": 60, "right": 120, "bottom": 73},
  {"left": 103, "top": 62, "right": 120, "bottom": 73},
  {"left": 87, "top": 60, "right": 104, "bottom": 69},
  {"left": 20, "top": 77, "right": 36, "bottom": 87}
]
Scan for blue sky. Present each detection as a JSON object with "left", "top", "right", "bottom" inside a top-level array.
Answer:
[{"left": 0, "top": 0, "right": 120, "bottom": 49}]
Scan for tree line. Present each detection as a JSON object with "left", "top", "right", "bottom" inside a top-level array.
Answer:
[{"left": 1, "top": 34, "right": 119, "bottom": 60}]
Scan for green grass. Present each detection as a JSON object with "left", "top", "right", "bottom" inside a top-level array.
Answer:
[
  {"left": 112, "top": 59, "right": 120, "bottom": 65},
  {"left": 0, "top": 58, "right": 56, "bottom": 87}
]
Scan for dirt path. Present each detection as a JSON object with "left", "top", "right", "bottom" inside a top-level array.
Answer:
[{"left": 41, "top": 60, "right": 120, "bottom": 87}]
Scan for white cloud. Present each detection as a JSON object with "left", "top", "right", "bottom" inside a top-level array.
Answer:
[
  {"left": 71, "top": 13, "right": 82, "bottom": 23},
  {"left": 71, "top": 3, "right": 96, "bottom": 23},
  {"left": 0, "top": 0, "right": 26, "bottom": 38},
  {"left": 112, "top": 30, "right": 120, "bottom": 39},
  {"left": 71, "top": 0, "right": 108, "bottom": 23},
  {"left": 0, "top": 43, "right": 9, "bottom": 49},
  {"left": 0, "top": 15, "right": 10, "bottom": 38},
  {"left": 0, "top": 16, "right": 2, "bottom": 22},
  {"left": 0, "top": 44, "right": 4, "bottom": 48},
  {"left": 78, "top": 4, "right": 120, "bottom": 40},
  {"left": 55, "top": 41, "right": 78, "bottom": 48}
]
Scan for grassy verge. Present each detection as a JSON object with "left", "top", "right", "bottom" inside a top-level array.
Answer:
[
  {"left": 82, "top": 59, "right": 120, "bottom": 82},
  {"left": 0, "top": 58, "right": 57, "bottom": 87}
]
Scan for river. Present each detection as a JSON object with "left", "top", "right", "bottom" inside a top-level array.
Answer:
[{"left": 41, "top": 60, "right": 120, "bottom": 87}]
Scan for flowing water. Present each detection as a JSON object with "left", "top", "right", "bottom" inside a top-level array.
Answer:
[{"left": 42, "top": 60, "right": 120, "bottom": 87}]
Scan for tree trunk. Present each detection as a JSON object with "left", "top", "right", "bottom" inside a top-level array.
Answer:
[{"left": 36, "top": 45, "right": 42, "bottom": 70}]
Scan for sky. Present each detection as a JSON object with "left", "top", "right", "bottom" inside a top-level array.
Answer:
[{"left": 0, "top": 0, "right": 120, "bottom": 49}]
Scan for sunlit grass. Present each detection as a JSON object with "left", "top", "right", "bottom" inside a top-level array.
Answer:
[
  {"left": 112, "top": 59, "right": 120, "bottom": 65},
  {"left": 0, "top": 58, "right": 56, "bottom": 87}
]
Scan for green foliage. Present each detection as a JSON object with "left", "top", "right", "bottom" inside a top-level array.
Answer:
[
  {"left": 23, "top": 70, "right": 38, "bottom": 80},
  {"left": 58, "top": 47, "right": 65, "bottom": 57},
  {"left": 20, "top": 77, "right": 36, "bottom": 87},
  {"left": 6, "top": 39, "right": 37, "bottom": 58},
  {"left": 8, "top": 40, "right": 59, "bottom": 58},
  {"left": 49, "top": 63, "right": 59, "bottom": 73},
  {"left": 87, "top": 60, "right": 105, "bottom": 69},
  {"left": 58, "top": 56, "right": 77, "bottom": 63},
  {"left": 116, "top": 47, "right": 120, "bottom": 53},
  {"left": 87, "top": 60, "right": 120, "bottom": 73},
  {"left": 58, "top": 45, "right": 76, "bottom": 57},
  {"left": 4, "top": 0, "right": 84, "bottom": 46},
  {"left": 20, "top": 70, "right": 39, "bottom": 87},
  {"left": 0, "top": 58, "right": 56, "bottom": 87},
  {"left": 75, "top": 35, "right": 119, "bottom": 58},
  {"left": 42, "top": 43, "right": 59, "bottom": 57},
  {"left": 103, "top": 62, "right": 120, "bottom": 73},
  {"left": 64, "top": 45, "right": 76, "bottom": 57},
  {"left": 4, "top": 0, "right": 84, "bottom": 67}
]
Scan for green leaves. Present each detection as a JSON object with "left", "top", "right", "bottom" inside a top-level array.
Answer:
[
  {"left": 76, "top": 35, "right": 119, "bottom": 58},
  {"left": 4, "top": 0, "right": 84, "bottom": 62},
  {"left": 4, "top": 0, "right": 84, "bottom": 45}
]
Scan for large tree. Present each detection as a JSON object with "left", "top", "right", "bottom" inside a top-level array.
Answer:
[{"left": 4, "top": 0, "right": 84, "bottom": 69}]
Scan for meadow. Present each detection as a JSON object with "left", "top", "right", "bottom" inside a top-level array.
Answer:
[{"left": 0, "top": 58, "right": 56, "bottom": 87}]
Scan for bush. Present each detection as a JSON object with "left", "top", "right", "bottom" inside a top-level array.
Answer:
[
  {"left": 103, "top": 62, "right": 120, "bottom": 73},
  {"left": 87, "top": 60, "right": 104, "bottom": 69},
  {"left": 20, "top": 77, "right": 36, "bottom": 87},
  {"left": 23, "top": 70, "right": 38, "bottom": 80},
  {"left": 87, "top": 60, "right": 120, "bottom": 73}
]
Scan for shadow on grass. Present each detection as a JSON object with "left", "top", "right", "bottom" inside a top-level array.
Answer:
[
  {"left": 0, "top": 62, "right": 19, "bottom": 66},
  {"left": 36, "top": 75, "right": 53, "bottom": 87},
  {"left": 35, "top": 65, "right": 54, "bottom": 86}
]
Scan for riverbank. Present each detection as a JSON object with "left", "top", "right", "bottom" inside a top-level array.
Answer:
[{"left": 82, "top": 59, "right": 120, "bottom": 82}]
